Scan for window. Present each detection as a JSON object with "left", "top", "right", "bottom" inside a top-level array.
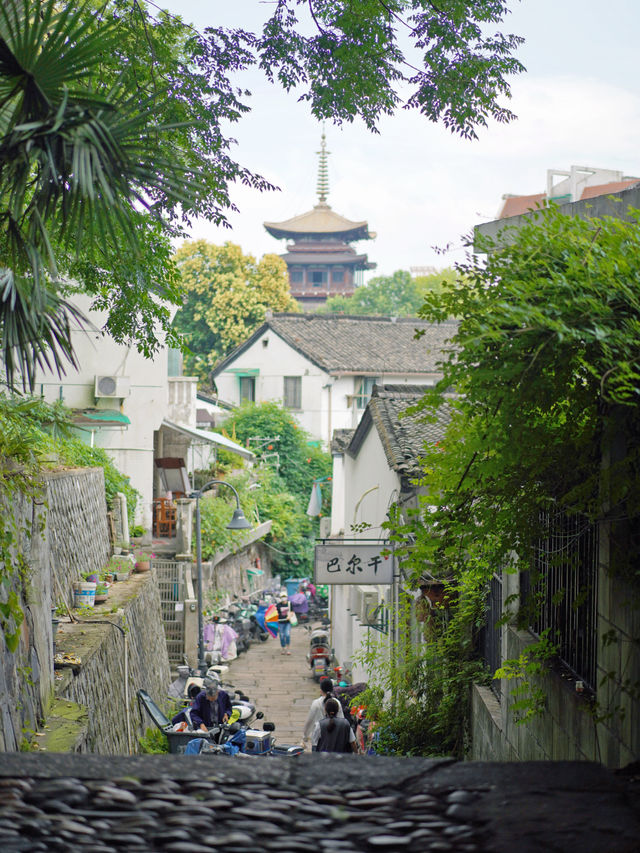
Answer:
[
  {"left": 239, "top": 376, "right": 255, "bottom": 403},
  {"left": 290, "top": 269, "right": 304, "bottom": 284},
  {"left": 332, "top": 268, "right": 344, "bottom": 284},
  {"left": 353, "top": 376, "right": 377, "bottom": 408},
  {"left": 283, "top": 376, "right": 302, "bottom": 409},
  {"left": 311, "top": 269, "right": 328, "bottom": 286}
]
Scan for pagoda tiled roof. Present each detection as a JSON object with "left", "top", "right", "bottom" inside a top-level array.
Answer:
[{"left": 264, "top": 203, "right": 372, "bottom": 240}]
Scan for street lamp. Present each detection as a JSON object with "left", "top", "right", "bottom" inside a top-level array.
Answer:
[{"left": 191, "top": 479, "right": 252, "bottom": 675}]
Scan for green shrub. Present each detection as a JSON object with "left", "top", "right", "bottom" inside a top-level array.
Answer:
[{"left": 138, "top": 726, "right": 168, "bottom": 754}]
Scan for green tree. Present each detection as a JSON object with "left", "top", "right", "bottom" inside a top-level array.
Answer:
[
  {"left": 220, "top": 402, "right": 332, "bottom": 576},
  {"left": 372, "top": 205, "right": 640, "bottom": 753},
  {"left": 0, "top": 0, "right": 206, "bottom": 388},
  {"left": 1, "top": 0, "right": 524, "bottom": 389},
  {"left": 172, "top": 241, "right": 298, "bottom": 383},
  {"left": 223, "top": 402, "right": 332, "bottom": 505},
  {"left": 320, "top": 268, "right": 457, "bottom": 316}
]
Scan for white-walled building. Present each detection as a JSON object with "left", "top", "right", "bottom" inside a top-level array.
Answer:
[
  {"left": 34, "top": 295, "right": 253, "bottom": 530},
  {"left": 211, "top": 313, "right": 457, "bottom": 446},
  {"left": 328, "top": 385, "right": 450, "bottom": 682}
]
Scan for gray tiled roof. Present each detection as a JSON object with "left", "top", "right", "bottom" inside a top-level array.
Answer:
[
  {"left": 349, "top": 385, "right": 451, "bottom": 475},
  {"left": 267, "top": 314, "right": 457, "bottom": 375}
]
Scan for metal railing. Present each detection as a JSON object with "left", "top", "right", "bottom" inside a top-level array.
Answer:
[
  {"left": 482, "top": 571, "right": 503, "bottom": 696},
  {"left": 522, "top": 509, "right": 599, "bottom": 691},
  {"left": 153, "top": 559, "right": 186, "bottom": 665}
]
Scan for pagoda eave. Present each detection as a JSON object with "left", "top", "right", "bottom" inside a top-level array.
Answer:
[{"left": 281, "top": 252, "right": 373, "bottom": 269}]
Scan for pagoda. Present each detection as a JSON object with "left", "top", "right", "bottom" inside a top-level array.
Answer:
[{"left": 264, "top": 132, "right": 376, "bottom": 309}]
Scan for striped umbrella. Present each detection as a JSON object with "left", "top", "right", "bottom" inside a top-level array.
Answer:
[{"left": 263, "top": 603, "right": 279, "bottom": 638}]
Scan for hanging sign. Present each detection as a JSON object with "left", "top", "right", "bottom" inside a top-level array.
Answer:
[{"left": 314, "top": 543, "right": 394, "bottom": 585}]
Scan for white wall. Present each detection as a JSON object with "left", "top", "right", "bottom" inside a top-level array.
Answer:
[
  {"left": 34, "top": 295, "right": 169, "bottom": 530},
  {"left": 215, "top": 329, "right": 438, "bottom": 445},
  {"left": 330, "top": 424, "right": 401, "bottom": 684},
  {"left": 215, "top": 331, "right": 332, "bottom": 441}
]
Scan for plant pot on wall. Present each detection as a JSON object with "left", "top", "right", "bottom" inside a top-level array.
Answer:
[{"left": 135, "top": 561, "right": 150, "bottom": 573}]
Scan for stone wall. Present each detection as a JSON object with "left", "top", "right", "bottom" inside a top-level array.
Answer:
[
  {"left": 212, "top": 542, "right": 272, "bottom": 599},
  {"left": 57, "top": 572, "right": 170, "bottom": 754},
  {"left": 0, "top": 468, "right": 111, "bottom": 751},
  {"left": 471, "top": 617, "right": 638, "bottom": 766},
  {"left": 46, "top": 468, "right": 111, "bottom": 608}
]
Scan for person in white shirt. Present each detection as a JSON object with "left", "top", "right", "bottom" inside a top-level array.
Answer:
[{"left": 302, "top": 678, "right": 343, "bottom": 750}]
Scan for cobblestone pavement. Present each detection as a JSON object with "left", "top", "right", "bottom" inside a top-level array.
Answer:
[
  {"left": 1, "top": 754, "right": 638, "bottom": 852},
  {"left": 221, "top": 622, "right": 321, "bottom": 746}
]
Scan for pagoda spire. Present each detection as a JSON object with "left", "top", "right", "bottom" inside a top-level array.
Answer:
[{"left": 316, "top": 126, "right": 330, "bottom": 205}]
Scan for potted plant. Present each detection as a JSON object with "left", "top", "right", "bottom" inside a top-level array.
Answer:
[
  {"left": 134, "top": 549, "right": 155, "bottom": 572},
  {"left": 109, "top": 555, "right": 131, "bottom": 582},
  {"left": 94, "top": 580, "right": 110, "bottom": 604}
]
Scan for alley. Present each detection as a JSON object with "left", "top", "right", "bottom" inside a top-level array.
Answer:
[{"left": 222, "top": 622, "right": 321, "bottom": 746}]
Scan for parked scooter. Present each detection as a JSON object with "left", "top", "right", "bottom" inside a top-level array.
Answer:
[{"left": 306, "top": 621, "right": 333, "bottom": 681}]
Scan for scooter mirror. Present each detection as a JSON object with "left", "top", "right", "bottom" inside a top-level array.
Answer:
[{"left": 256, "top": 711, "right": 264, "bottom": 719}]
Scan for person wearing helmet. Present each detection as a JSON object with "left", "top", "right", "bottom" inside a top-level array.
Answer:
[{"left": 276, "top": 591, "right": 292, "bottom": 654}]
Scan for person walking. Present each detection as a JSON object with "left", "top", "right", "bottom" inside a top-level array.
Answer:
[
  {"left": 302, "top": 678, "right": 344, "bottom": 749},
  {"left": 276, "top": 590, "right": 292, "bottom": 655},
  {"left": 313, "top": 697, "right": 358, "bottom": 753}
]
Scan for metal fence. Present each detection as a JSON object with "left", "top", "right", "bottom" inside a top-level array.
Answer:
[
  {"left": 482, "top": 571, "right": 503, "bottom": 697},
  {"left": 152, "top": 559, "right": 187, "bottom": 665},
  {"left": 522, "top": 509, "right": 599, "bottom": 691}
]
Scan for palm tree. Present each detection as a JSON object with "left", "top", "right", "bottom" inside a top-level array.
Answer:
[{"left": 0, "top": 0, "right": 194, "bottom": 390}]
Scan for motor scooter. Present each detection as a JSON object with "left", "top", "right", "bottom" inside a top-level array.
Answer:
[{"left": 306, "top": 623, "right": 332, "bottom": 681}]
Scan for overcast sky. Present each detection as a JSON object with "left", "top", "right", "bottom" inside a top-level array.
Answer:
[{"left": 160, "top": 0, "right": 640, "bottom": 279}]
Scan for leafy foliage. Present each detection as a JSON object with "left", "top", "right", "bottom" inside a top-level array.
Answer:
[
  {"left": 199, "top": 403, "right": 332, "bottom": 575},
  {"left": 54, "top": 438, "right": 139, "bottom": 526},
  {"left": 354, "top": 587, "right": 488, "bottom": 758},
  {"left": 222, "top": 402, "right": 332, "bottom": 506},
  {"left": 257, "top": 1, "right": 524, "bottom": 137},
  {"left": 172, "top": 241, "right": 298, "bottom": 383},
  {"left": 319, "top": 268, "right": 457, "bottom": 316},
  {"left": 0, "top": 0, "right": 203, "bottom": 388},
  {"left": 1, "top": 0, "right": 524, "bottom": 389},
  {"left": 374, "top": 205, "right": 640, "bottom": 748}
]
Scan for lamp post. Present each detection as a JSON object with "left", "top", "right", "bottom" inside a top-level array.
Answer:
[{"left": 191, "top": 479, "right": 252, "bottom": 675}]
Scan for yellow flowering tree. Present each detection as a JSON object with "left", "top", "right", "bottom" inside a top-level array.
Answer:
[{"left": 173, "top": 240, "right": 298, "bottom": 384}]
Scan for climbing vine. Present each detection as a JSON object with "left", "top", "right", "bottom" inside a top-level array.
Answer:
[{"left": 361, "top": 205, "right": 640, "bottom": 751}]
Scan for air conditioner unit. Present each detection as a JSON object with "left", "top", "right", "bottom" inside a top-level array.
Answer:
[
  {"left": 95, "top": 375, "right": 130, "bottom": 398},
  {"left": 356, "top": 585, "right": 380, "bottom": 624}
]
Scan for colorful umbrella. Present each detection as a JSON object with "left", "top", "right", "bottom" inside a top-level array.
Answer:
[{"left": 262, "top": 603, "right": 279, "bottom": 638}]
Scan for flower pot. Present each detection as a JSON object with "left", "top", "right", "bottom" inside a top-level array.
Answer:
[
  {"left": 94, "top": 582, "right": 109, "bottom": 604},
  {"left": 114, "top": 571, "right": 130, "bottom": 582},
  {"left": 135, "top": 560, "right": 150, "bottom": 573},
  {"left": 72, "top": 582, "right": 96, "bottom": 608}
]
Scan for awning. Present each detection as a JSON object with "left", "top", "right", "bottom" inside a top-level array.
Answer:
[
  {"left": 72, "top": 409, "right": 131, "bottom": 428},
  {"left": 161, "top": 419, "right": 255, "bottom": 460}
]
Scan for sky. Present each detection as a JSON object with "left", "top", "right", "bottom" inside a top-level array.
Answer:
[{"left": 159, "top": 0, "right": 640, "bottom": 280}]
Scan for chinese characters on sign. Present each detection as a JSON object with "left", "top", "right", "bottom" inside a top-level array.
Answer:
[{"left": 314, "top": 544, "right": 394, "bottom": 585}]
